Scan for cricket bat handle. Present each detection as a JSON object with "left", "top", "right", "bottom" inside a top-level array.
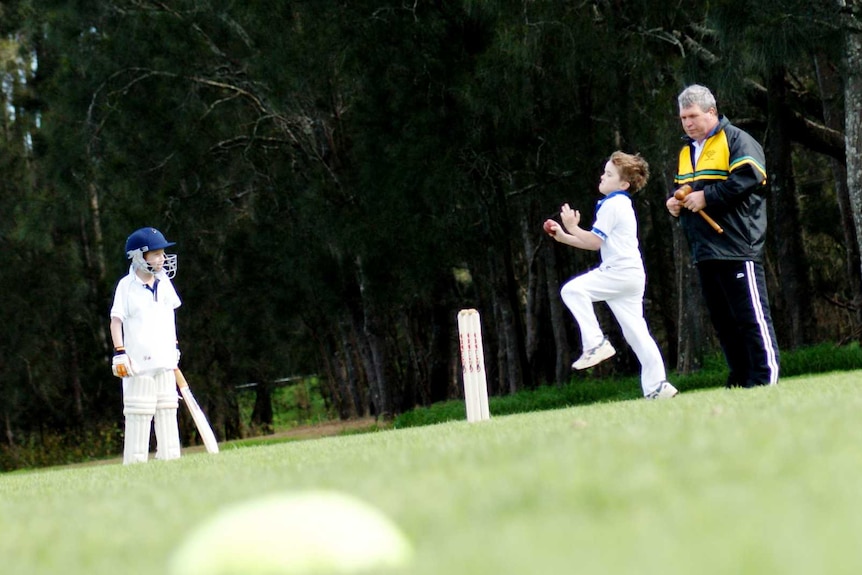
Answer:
[
  {"left": 175, "top": 368, "right": 189, "bottom": 388},
  {"left": 696, "top": 210, "right": 724, "bottom": 234},
  {"left": 673, "top": 185, "right": 724, "bottom": 234}
]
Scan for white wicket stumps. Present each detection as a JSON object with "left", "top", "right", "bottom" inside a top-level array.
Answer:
[{"left": 457, "top": 309, "right": 490, "bottom": 423}]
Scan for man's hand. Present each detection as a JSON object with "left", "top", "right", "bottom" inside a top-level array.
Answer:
[
  {"left": 666, "top": 196, "right": 682, "bottom": 217},
  {"left": 673, "top": 185, "right": 724, "bottom": 234},
  {"left": 681, "top": 190, "right": 707, "bottom": 212}
]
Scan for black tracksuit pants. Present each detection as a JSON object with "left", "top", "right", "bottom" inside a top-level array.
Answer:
[{"left": 697, "top": 260, "right": 780, "bottom": 387}]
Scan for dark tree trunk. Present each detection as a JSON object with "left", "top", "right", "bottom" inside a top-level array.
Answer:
[
  {"left": 356, "top": 257, "right": 392, "bottom": 418},
  {"left": 491, "top": 182, "right": 531, "bottom": 392},
  {"left": 488, "top": 249, "right": 525, "bottom": 394},
  {"left": 522, "top": 213, "right": 542, "bottom": 380},
  {"left": 250, "top": 379, "right": 274, "bottom": 434},
  {"left": 318, "top": 326, "right": 355, "bottom": 420},
  {"left": 544, "top": 242, "right": 572, "bottom": 385},
  {"left": 428, "top": 299, "right": 453, "bottom": 404},
  {"left": 66, "top": 323, "right": 84, "bottom": 424},
  {"left": 338, "top": 317, "right": 366, "bottom": 418},
  {"left": 815, "top": 51, "right": 862, "bottom": 330},
  {"left": 673, "top": 219, "right": 708, "bottom": 374},
  {"left": 765, "top": 69, "right": 814, "bottom": 349},
  {"left": 840, "top": 0, "right": 862, "bottom": 341}
]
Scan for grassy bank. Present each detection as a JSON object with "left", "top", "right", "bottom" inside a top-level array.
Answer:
[{"left": 393, "top": 341, "right": 862, "bottom": 428}]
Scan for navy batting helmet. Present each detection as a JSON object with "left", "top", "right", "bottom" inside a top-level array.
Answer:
[
  {"left": 124, "top": 227, "right": 177, "bottom": 278},
  {"left": 125, "top": 227, "right": 175, "bottom": 256}
]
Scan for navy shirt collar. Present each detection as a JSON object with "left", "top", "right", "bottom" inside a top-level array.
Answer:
[{"left": 595, "top": 190, "right": 631, "bottom": 216}]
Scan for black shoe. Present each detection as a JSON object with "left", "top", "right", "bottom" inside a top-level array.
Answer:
[{"left": 725, "top": 374, "right": 744, "bottom": 389}]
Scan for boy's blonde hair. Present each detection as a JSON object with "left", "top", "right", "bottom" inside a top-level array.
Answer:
[{"left": 609, "top": 151, "right": 649, "bottom": 193}]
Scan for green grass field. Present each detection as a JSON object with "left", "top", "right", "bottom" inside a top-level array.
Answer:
[{"left": 2, "top": 370, "right": 862, "bottom": 575}]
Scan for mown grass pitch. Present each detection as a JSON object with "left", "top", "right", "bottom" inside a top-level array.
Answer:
[{"left": 2, "top": 371, "right": 862, "bottom": 575}]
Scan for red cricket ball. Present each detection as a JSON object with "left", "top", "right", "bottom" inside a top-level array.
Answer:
[{"left": 543, "top": 219, "right": 556, "bottom": 235}]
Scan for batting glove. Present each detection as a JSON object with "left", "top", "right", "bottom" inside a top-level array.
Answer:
[{"left": 112, "top": 347, "right": 134, "bottom": 378}]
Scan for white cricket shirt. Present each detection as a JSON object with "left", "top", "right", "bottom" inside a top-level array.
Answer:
[
  {"left": 110, "top": 267, "right": 181, "bottom": 374},
  {"left": 590, "top": 191, "right": 644, "bottom": 272}
]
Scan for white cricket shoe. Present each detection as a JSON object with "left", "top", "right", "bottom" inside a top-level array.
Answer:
[
  {"left": 645, "top": 381, "right": 679, "bottom": 400},
  {"left": 572, "top": 338, "right": 616, "bottom": 370}
]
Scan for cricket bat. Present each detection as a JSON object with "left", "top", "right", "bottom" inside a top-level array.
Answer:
[{"left": 174, "top": 368, "right": 220, "bottom": 454}]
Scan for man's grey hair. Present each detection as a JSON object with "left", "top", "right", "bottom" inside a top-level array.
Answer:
[{"left": 678, "top": 84, "right": 717, "bottom": 112}]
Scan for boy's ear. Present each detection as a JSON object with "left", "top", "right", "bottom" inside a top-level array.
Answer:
[{"left": 620, "top": 180, "right": 631, "bottom": 191}]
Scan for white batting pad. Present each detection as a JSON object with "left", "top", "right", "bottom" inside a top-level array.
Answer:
[
  {"left": 154, "top": 369, "right": 181, "bottom": 461},
  {"left": 123, "top": 376, "right": 157, "bottom": 465}
]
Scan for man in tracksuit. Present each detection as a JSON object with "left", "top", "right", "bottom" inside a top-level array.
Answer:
[{"left": 666, "top": 84, "right": 780, "bottom": 388}]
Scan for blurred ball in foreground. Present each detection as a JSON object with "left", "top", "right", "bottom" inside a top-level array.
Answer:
[{"left": 168, "top": 490, "right": 413, "bottom": 574}]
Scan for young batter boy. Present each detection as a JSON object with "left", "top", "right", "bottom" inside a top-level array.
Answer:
[
  {"left": 110, "top": 227, "right": 183, "bottom": 463},
  {"left": 544, "top": 151, "right": 677, "bottom": 399}
]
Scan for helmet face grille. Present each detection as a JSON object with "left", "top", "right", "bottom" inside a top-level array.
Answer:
[
  {"left": 129, "top": 250, "right": 178, "bottom": 279},
  {"left": 162, "top": 253, "right": 178, "bottom": 278}
]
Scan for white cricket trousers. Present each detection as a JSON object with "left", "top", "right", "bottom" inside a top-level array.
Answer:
[{"left": 560, "top": 266, "right": 667, "bottom": 395}]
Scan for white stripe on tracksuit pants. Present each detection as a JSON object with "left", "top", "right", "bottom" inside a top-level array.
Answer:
[{"left": 560, "top": 265, "right": 666, "bottom": 396}]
